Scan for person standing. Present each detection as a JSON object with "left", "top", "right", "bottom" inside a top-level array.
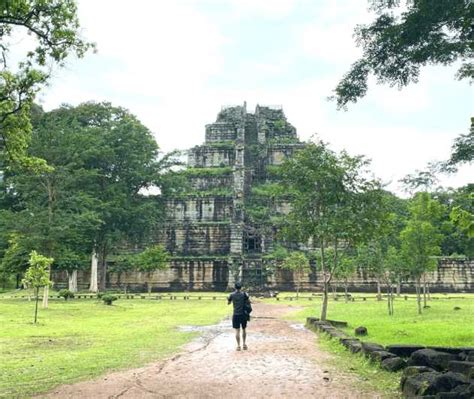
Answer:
[{"left": 227, "top": 282, "right": 250, "bottom": 351}]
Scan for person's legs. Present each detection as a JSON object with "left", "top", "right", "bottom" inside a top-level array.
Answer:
[
  {"left": 234, "top": 328, "right": 241, "bottom": 349},
  {"left": 242, "top": 328, "right": 247, "bottom": 349}
]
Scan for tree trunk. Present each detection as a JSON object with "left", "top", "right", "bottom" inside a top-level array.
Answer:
[
  {"left": 42, "top": 269, "right": 51, "bottom": 309},
  {"left": 98, "top": 246, "right": 107, "bottom": 292},
  {"left": 319, "top": 242, "right": 329, "bottom": 321},
  {"left": 344, "top": 280, "right": 349, "bottom": 303},
  {"left": 415, "top": 277, "right": 422, "bottom": 315},
  {"left": 147, "top": 281, "right": 152, "bottom": 296},
  {"left": 68, "top": 270, "right": 78, "bottom": 293},
  {"left": 376, "top": 279, "right": 382, "bottom": 301},
  {"left": 34, "top": 287, "right": 40, "bottom": 324},
  {"left": 321, "top": 280, "right": 329, "bottom": 321},
  {"left": 90, "top": 248, "right": 99, "bottom": 293},
  {"left": 423, "top": 274, "right": 427, "bottom": 308},
  {"left": 396, "top": 278, "right": 401, "bottom": 296},
  {"left": 332, "top": 284, "right": 337, "bottom": 299}
]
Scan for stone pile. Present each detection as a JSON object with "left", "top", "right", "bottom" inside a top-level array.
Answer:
[{"left": 305, "top": 317, "right": 474, "bottom": 398}]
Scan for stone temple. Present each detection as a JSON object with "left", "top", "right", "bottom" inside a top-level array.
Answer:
[
  {"left": 59, "top": 104, "right": 474, "bottom": 292},
  {"left": 156, "top": 103, "right": 305, "bottom": 290}
]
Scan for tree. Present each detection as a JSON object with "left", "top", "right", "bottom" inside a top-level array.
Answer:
[
  {"left": 444, "top": 118, "right": 474, "bottom": 171},
  {"left": 334, "top": 252, "right": 357, "bottom": 302},
  {"left": 357, "top": 242, "right": 385, "bottom": 301},
  {"left": 280, "top": 251, "right": 310, "bottom": 299},
  {"left": 0, "top": 0, "right": 93, "bottom": 166},
  {"left": 133, "top": 245, "right": 169, "bottom": 295},
  {"left": 0, "top": 233, "right": 30, "bottom": 288},
  {"left": 333, "top": 0, "right": 473, "bottom": 109},
  {"left": 400, "top": 192, "right": 443, "bottom": 314},
  {"left": 280, "top": 141, "right": 384, "bottom": 320},
  {"left": 22, "top": 250, "right": 53, "bottom": 323}
]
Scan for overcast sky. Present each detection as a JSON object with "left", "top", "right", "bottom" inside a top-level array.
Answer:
[{"left": 38, "top": 0, "right": 473, "bottom": 195}]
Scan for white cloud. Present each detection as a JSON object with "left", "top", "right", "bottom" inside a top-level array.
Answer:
[{"left": 38, "top": 0, "right": 472, "bottom": 196}]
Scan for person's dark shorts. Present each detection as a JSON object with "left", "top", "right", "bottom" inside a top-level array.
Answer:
[{"left": 232, "top": 314, "right": 247, "bottom": 329}]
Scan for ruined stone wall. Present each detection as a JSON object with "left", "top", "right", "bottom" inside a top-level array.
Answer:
[
  {"left": 52, "top": 104, "right": 473, "bottom": 293},
  {"left": 269, "top": 259, "right": 474, "bottom": 293}
]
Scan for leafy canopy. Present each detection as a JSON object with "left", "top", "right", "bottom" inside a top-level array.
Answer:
[
  {"left": 0, "top": 0, "right": 94, "bottom": 167},
  {"left": 333, "top": 0, "right": 474, "bottom": 109}
]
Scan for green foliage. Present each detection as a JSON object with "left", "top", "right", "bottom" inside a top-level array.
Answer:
[
  {"left": 267, "top": 136, "right": 300, "bottom": 145},
  {"left": 279, "top": 141, "right": 385, "bottom": 319},
  {"left": 21, "top": 251, "right": 53, "bottom": 290},
  {"left": 450, "top": 193, "right": 474, "bottom": 238},
  {"left": 273, "top": 119, "right": 286, "bottom": 130},
  {"left": 333, "top": 0, "right": 473, "bottom": 108},
  {"left": 101, "top": 294, "right": 118, "bottom": 305},
  {"left": 135, "top": 245, "right": 169, "bottom": 273},
  {"left": 400, "top": 194, "right": 443, "bottom": 284},
  {"left": 0, "top": 0, "right": 94, "bottom": 167},
  {"left": 0, "top": 234, "right": 30, "bottom": 281},
  {"left": 179, "top": 166, "right": 233, "bottom": 177},
  {"left": 58, "top": 289, "right": 74, "bottom": 301},
  {"left": 22, "top": 250, "right": 53, "bottom": 322},
  {"left": 204, "top": 141, "right": 235, "bottom": 149},
  {"left": 251, "top": 183, "right": 286, "bottom": 198}
]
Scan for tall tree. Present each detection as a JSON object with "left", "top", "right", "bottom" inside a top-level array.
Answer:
[
  {"left": 22, "top": 250, "right": 53, "bottom": 323},
  {"left": 280, "top": 251, "right": 310, "bottom": 299},
  {"left": 280, "top": 141, "right": 384, "bottom": 320},
  {"left": 333, "top": 0, "right": 473, "bottom": 109},
  {"left": 0, "top": 0, "right": 93, "bottom": 167},
  {"left": 400, "top": 192, "right": 443, "bottom": 314}
]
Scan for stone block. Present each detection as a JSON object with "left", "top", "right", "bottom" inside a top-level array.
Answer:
[
  {"left": 369, "top": 350, "right": 398, "bottom": 363},
  {"left": 386, "top": 344, "right": 426, "bottom": 358},
  {"left": 381, "top": 357, "right": 406, "bottom": 372},
  {"left": 447, "top": 361, "right": 474, "bottom": 376},
  {"left": 408, "top": 349, "right": 457, "bottom": 371},
  {"left": 361, "top": 342, "right": 385, "bottom": 356},
  {"left": 355, "top": 326, "right": 367, "bottom": 336}
]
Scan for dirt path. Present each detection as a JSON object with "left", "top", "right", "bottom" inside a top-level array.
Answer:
[{"left": 39, "top": 302, "right": 381, "bottom": 399}]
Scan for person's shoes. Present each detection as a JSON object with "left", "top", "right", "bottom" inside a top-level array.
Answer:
[
  {"left": 243, "top": 344, "right": 248, "bottom": 350},
  {"left": 236, "top": 346, "right": 241, "bottom": 351}
]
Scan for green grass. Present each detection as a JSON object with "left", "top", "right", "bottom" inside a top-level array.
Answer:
[
  {"left": 0, "top": 298, "right": 230, "bottom": 399},
  {"left": 316, "top": 333, "right": 402, "bottom": 398},
  {"left": 271, "top": 295, "right": 474, "bottom": 347}
]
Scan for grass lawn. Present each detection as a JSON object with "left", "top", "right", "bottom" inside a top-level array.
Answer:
[
  {"left": 269, "top": 294, "right": 474, "bottom": 347},
  {"left": 0, "top": 297, "right": 230, "bottom": 399}
]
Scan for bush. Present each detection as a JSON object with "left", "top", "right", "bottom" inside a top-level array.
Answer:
[
  {"left": 58, "top": 289, "right": 75, "bottom": 301},
  {"left": 101, "top": 294, "right": 118, "bottom": 305}
]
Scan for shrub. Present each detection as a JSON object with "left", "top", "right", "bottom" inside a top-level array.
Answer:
[
  {"left": 102, "top": 294, "right": 118, "bottom": 305},
  {"left": 58, "top": 289, "right": 75, "bottom": 301}
]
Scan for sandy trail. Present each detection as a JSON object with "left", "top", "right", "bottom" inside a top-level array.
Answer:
[{"left": 39, "top": 302, "right": 381, "bottom": 399}]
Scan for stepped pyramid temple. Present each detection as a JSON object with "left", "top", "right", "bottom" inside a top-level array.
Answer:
[
  {"left": 61, "top": 104, "right": 473, "bottom": 292},
  {"left": 153, "top": 103, "right": 306, "bottom": 290}
]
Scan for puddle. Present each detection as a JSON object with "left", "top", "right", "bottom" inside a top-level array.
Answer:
[
  {"left": 289, "top": 323, "right": 307, "bottom": 331},
  {"left": 178, "top": 319, "right": 230, "bottom": 333}
]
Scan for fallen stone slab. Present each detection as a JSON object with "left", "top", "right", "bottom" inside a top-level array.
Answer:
[
  {"left": 386, "top": 344, "right": 426, "bottom": 358},
  {"left": 305, "top": 317, "right": 347, "bottom": 328},
  {"left": 402, "top": 371, "right": 469, "bottom": 398},
  {"left": 402, "top": 371, "right": 440, "bottom": 397},
  {"left": 347, "top": 341, "right": 362, "bottom": 354},
  {"left": 361, "top": 342, "right": 385, "bottom": 356},
  {"left": 401, "top": 366, "right": 437, "bottom": 388},
  {"left": 369, "top": 350, "right": 398, "bottom": 363},
  {"left": 326, "top": 330, "right": 350, "bottom": 340},
  {"left": 447, "top": 360, "right": 474, "bottom": 376},
  {"left": 340, "top": 338, "right": 360, "bottom": 347},
  {"left": 427, "top": 346, "right": 471, "bottom": 356},
  {"left": 408, "top": 349, "right": 457, "bottom": 371},
  {"left": 381, "top": 357, "right": 406, "bottom": 372}
]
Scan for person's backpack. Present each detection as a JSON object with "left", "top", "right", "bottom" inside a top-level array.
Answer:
[{"left": 243, "top": 293, "right": 252, "bottom": 321}]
